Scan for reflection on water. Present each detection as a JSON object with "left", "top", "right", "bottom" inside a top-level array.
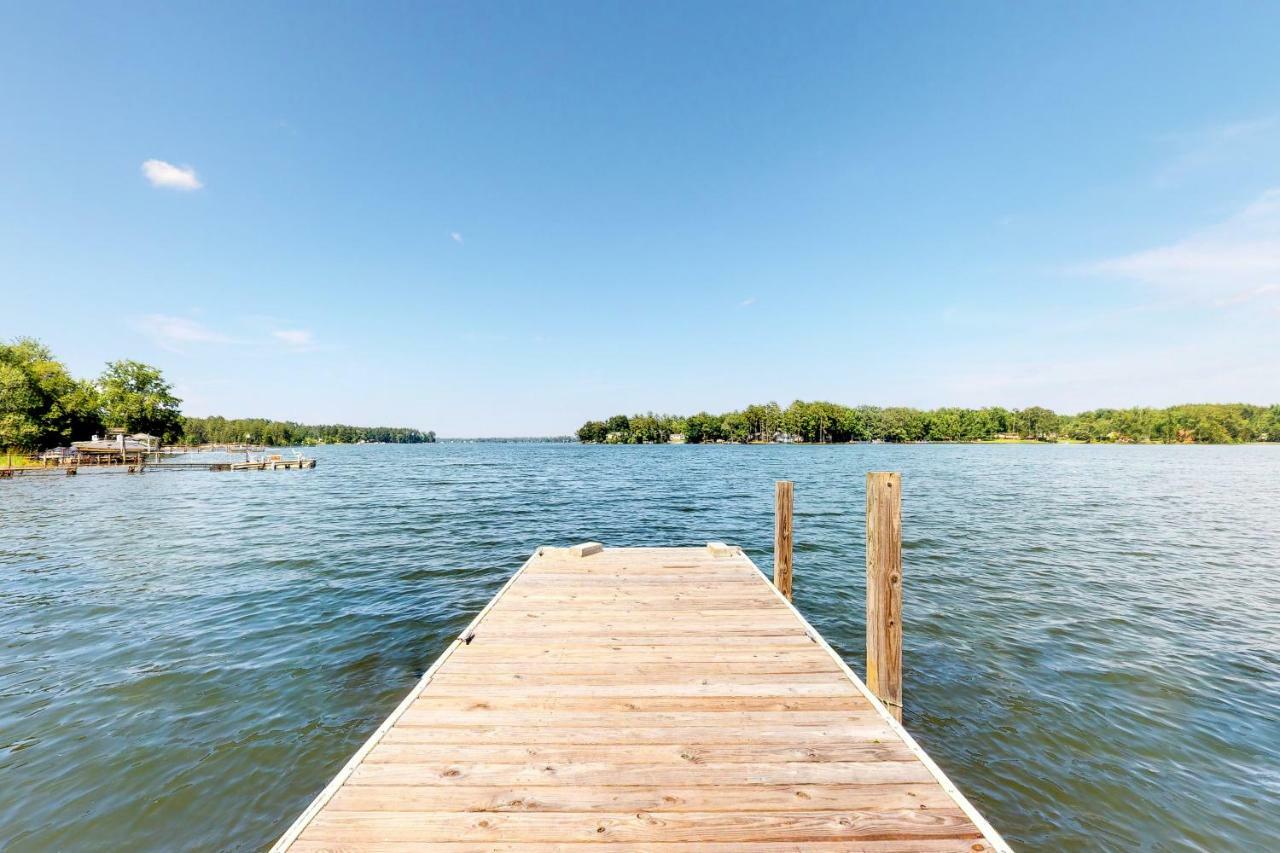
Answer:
[{"left": 2, "top": 443, "right": 1278, "bottom": 850}]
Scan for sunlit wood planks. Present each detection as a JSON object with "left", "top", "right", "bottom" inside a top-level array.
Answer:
[{"left": 274, "top": 545, "right": 1008, "bottom": 852}]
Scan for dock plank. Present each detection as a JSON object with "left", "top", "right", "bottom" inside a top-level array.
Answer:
[
  {"left": 379, "top": 725, "right": 898, "bottom": 746},
  {"left": 325, "top": 782, "right": 954, "bottom": 812},
  {"left": 274, "top": 546, "right": 1007, "bottom": 851},
  {"left": 361, "top": 742, "right": 918, "bottom": 765},
  {"left": 288, "top": 842, "right": 988, "bottom": 853},
  {"left": 300, "top": 809, "right": 980, "bottom": 843}
]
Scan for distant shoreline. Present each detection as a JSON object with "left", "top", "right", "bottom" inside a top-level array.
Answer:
[
  {"left": 575, "top": 438, "right": 1280, "bottom": 447},
  {"left": 437, "top": 436, "right": 575, "bottom": 443},
  {"left": 576, "top": 402, "right": 1279, "bottom": 446}
]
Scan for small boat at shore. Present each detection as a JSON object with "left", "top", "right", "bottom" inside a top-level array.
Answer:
[{"left": 230, "top": 452, "right": 317, "bottom": 471}]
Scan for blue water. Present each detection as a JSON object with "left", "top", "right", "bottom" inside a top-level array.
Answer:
[{"left": 2, "top": 443, "right": 1278, "bottom": 850}]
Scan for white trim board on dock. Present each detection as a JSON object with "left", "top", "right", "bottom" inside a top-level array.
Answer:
[{"left": 273, "top": 545, "right": 1010, "bottom": 852}]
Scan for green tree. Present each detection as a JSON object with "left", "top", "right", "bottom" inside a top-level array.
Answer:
[
  {"left": 838, "top": 406, "right": 872, "bottom": 441},
  {"left": 880, "top": 407, "right": 925, "bottom": 442},
  {"left": 0, "top": 337, "right": 103, "bottom": 449},
  {"left": 1192, "top": 417, "right": 1230, "bottom": 444},
  {"left": 576, "top": 420, "right": 608, "bottom": 443},
  {"left": 98, "top": 360, "right": 184, "bottom": 442},
  {"left": 0, "top": 357, "right": 42, "bottom": 450},
  {"left": 684, "top": 412, "right": 724, "bottom": 443},
  {"left": 603, "top": 414, "right": 631, "bottom": 441},
  {"left": 1016, "top": 406, "right": 1060, "bottom": 439},
  {"left": 926, "top": 408, "right": 964, "bottom": 441},
  {"left": 1260, "top": 405, "right": 1280, "bottom": 441},
  {"left": 722, "top": 410, "right": 751, "bottom": 443}
]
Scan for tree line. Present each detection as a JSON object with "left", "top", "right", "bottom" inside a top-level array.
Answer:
[
  {"left": 1, "top": 338, "right": 434, "bottom": 450},
  {"left": 181, "top": 416, "right": 434, "bottom": 446},
  {"left": 576, "top": 401, "right": 1280, "bottom": 445}
]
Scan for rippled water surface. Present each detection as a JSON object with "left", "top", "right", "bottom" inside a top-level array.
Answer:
[{"left": 2, "top": 443, "right": 1279, "bottom": 850}]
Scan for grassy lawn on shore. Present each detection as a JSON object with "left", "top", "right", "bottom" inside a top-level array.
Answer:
[{"left": 1, "top": 450, "right": 42, "bottom": 468}]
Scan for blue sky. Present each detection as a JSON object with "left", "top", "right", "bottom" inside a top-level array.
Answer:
[{"left": 3, "top": 2, "right": 1279, "bottom": 436}]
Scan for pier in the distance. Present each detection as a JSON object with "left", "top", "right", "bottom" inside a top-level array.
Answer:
[{"left": 273, "top": 489, "right": 1009, "bottom": 850}]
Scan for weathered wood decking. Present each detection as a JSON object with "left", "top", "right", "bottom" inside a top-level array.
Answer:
[{"left": 274, "top": 545, "right": 1008, "bottom": 851}]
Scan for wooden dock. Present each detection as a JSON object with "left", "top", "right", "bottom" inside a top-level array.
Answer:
[{"left": 273, "top": 543, "right": 1008, "bottom": 851}]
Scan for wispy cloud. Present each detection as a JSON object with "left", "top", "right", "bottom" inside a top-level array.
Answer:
[
  {"left": 739, "top": 296, "right": 757, "bottom": 307},
  {"left": 273, "top": 329, "right": 316, "bottom": 349},
  {"left": 138, "top": 315, "right": 232, "bottom": 351},
  {"left": 1213, "top": 284, "right": 1280, "bottom": 308},
  {"left": 944, "top": 336, "right": 1279, "bottom": 409},
  {"left": 1155, "top": 117, "right": 1278, "bottom": 187},
  {"left": 450, "top": 231, "right": 464, "bottom": 244},
  {"left": 141, "top": 159, "right": 203, "bottom": 191},
  {"left": 1085, "top": 188, "right": 1280, "bottom": 308}
]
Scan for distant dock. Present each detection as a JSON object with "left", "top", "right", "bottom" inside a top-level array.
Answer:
[
  {"left": 1, "top": 451, "right": 315, "bottom": 477},
  {"left": 159, "top": 443, "right": 268, "bottom": 453},
  {"left": 273, "top": 476, "right": 1009, "bottom": 850}
]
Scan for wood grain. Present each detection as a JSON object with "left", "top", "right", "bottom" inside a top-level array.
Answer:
[
  {"left": 774, "top": 479, "right": 794, "bottom": 599},
  {"left": 274, "top": 545, "right": 1002, "bottom": 850},
  {"left": 866, "top": 473, "right": 904, "bottom": 723}
]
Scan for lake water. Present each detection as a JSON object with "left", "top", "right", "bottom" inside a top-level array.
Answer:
[{"left": 2, "top": 443, "right": 1278, "bottom": 850}]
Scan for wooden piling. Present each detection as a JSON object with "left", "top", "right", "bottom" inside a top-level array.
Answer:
[
  {"left": 865, "top": 471, "right": 902, "bottom": 722},
  {"left": 773, "top": 480, "right": 794, "bottom": 600}
]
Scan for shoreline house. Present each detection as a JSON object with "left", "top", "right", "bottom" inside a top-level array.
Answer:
[
  {"left": 39, "top": 447, "right": 78, "bottom": 464},
  {"left": 70, "top": 429, "right": 158, "bottom": 463}
]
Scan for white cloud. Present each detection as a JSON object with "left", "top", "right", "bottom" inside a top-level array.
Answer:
[
  {"left": 739, "top": 296, "right": 757, "bottom": 307},
  {"left": 1155, "top": 117, "right": 1278, "bottom": 187},
  {"left": 138, "top": 315, "right": 231, "bottom": 351},
  {"left": 1213, "top": 284, "right": 1280, "bottom": 308},
  {"left": 450, "top": 231, "right": 464, "bottom": 244},
  {"left": 944, "top": 335, "right": 1279, "bottom": 409},
  {"left": 273, "top": 329, "right": 315, "bottom": 349},
  {"left": 141, "top": 159, "right": 203, "bottom": 190},
  {"left": 1086, "top": 188, "right": 1280, "bottom": 304}
]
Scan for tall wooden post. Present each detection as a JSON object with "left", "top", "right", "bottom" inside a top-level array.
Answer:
[
  {"left": 866, "top": 472, "right": 902, "bottom": 722},
  {"left": 773, "top": 480, "right": 794, "bottom": 600}
]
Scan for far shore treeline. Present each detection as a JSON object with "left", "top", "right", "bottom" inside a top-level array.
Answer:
[
  {"left": 577, "top": 401, "right": 1280, "bottom": 445},
  {"left": 179, "top": 417, "right": 434, "bottom": 447},
  {"left": 0, "top": 338, "right": 434, "bottom": 451}
]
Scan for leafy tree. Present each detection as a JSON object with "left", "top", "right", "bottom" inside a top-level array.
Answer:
[
  {"left": 0, "top": 338, "right": 102, "bottom": 449},
  {"left": 576, "top": 420, "right": 607, "bottom": 443},
  {"left": 880, "top": 407, "right": 925, "bottom": 442},
  {"left": 0, "top": 359, "right": 42, "bottom": 450},
  {"left": 721, "top": 411, "right": 750, "bottom": 443},
  {"left": 684, "top": 412, "right": 724, "bottom": 443},
  {"left": 98, "top": 360, "right": 184, "bottom": 442},
  {"left": 838, "top": 406, "right": 872, "bottom": 441},
  {"left": 1192, "top": 417, "right": 1230, "bottom": 444},
  {"left": 1260, "top": 406, "right": 1280, "bottom": 442},
  {"left": 742, "top": 402, "right": 781, "bottom": 442},
  {"left": 1015, "top": 406, "right": 1060, "bottom": 439},
  {"left": 604, "top": 414, "right": 631, "bottom": 436},
  {"left": 926, "top": 408, "right": 964, "bottom": 441}
]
